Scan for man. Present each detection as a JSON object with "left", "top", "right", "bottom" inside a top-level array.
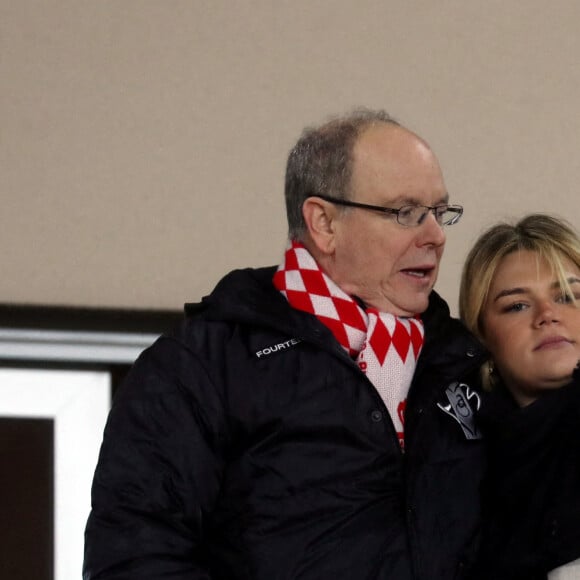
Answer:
[{"left": 84, "top": 109, "right": 486, "bottom": 579}]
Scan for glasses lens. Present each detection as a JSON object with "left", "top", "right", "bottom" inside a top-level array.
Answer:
[
  {"left": 442, "top": 206, "right": 462, "bottom": 226},
  {"left": 397, "top": 205, "right": 462, "bottom": 226},
  {"left": 396, "top": 206, "right": 420, "bottom": 226},
  {"left": 432, "top": 206, "right": 448, "bottom": 224}
]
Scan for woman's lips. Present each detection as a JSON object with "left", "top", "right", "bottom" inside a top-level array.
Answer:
[{"left": 534, "top": 336, "right": 573, "bottom": 350}]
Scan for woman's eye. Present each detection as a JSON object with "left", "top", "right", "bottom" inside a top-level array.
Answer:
[
  {"left": 556, "top": 293, "right": 576, "bottom": 304},
  {"left": 503, "top": 302, "right": 527, "bottom": 313}
]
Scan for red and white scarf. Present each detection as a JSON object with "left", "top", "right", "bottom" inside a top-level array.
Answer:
[{"left": 273, "top": 241, "right": 425, "bottom": 448}]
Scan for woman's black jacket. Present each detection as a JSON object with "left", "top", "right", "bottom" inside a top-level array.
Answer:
[
  {"left": 476, "top": 370, "right": 580, "bottom": 579},
  {"left": 83, "top": 266, "right": 486, "bottom": 580}
]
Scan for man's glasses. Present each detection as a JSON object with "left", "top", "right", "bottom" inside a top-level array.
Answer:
[{"left": 314, "top": 195, "right": 463, "bottom": 227}]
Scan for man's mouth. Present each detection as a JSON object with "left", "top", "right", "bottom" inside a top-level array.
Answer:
[{"left": 402, "top": 267, "right": 432, "bottom": 278}]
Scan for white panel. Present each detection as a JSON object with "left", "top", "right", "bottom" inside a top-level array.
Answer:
[
  {"left": 0, "top": 368, "right": 111, "bottom": 580},
  {"left": 0, "top": 329, "right": 158, "bottom": 364}
]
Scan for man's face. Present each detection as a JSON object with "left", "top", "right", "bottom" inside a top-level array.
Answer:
[{"left": 328, "top": 124, "right": 448, "bottom": 315}]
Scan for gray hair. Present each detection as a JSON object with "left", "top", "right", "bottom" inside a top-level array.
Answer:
[{"left": 284, "top": 108, "right": 400, "bottom": 240}]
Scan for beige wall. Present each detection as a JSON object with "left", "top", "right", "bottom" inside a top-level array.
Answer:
[{"left": 3, "top": 1, "right": 580, "bottom": 316}]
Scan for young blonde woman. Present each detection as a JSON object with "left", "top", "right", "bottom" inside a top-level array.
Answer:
[{"left": 460, "top": 214, "right": 580, "bottom": 580}]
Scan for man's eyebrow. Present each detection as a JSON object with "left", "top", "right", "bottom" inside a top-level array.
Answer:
[{"left": 397, "top": 192, "right": 450, "bottom": 205}]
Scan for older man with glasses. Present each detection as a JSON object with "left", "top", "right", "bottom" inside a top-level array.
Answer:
[{"left": 84, "top": 109, "right": 486, "bottom": 580}]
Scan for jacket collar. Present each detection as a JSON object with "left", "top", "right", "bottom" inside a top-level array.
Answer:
[{"left": 185, "top": 265, "right": 486, "bottom": 369}]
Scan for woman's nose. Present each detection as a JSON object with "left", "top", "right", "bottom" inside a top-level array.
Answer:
[{"left": 533, "top": 300, "right": 561, "bottom": 327}]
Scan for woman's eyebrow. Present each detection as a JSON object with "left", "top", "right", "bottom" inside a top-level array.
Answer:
[
  {"left": 549, "top": 277, "right": 580, "bottom": 290},
  {"left": 492, "top": 287, "right": 528, "bottom": 302}
]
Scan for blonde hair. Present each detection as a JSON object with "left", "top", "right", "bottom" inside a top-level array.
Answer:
[{"left": 459, "top": 214, "right": 580, "bottom": 389}]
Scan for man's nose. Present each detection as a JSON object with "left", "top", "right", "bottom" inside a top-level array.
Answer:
[{"left": 417, "top": 211, "right": 446, "bottom": 247}]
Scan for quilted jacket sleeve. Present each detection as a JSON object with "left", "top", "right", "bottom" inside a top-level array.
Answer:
[{"left": 83, "top": 333, "right": 228, "bottom": 579}]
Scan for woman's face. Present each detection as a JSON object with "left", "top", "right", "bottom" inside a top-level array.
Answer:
[{"left": 481, "top": 249, "right": 580, "bottom": 406}]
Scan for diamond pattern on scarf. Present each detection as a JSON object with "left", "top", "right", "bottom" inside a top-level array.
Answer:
[
  {"left": 366, "top": 312, "right": 392, "bottom": 365},
  {"left": 273, "top": 241, "right": 425, "bottom": 447},
  {"left": 410, "top": 319, "right": 424, "bottom": 359},
  {"left": 274, "top": 244, "right": 367, "bottom": 356}
]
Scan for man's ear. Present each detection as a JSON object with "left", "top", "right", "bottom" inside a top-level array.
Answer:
[{"left": 302, "top": 197, "right": 337, "bottom": 255}]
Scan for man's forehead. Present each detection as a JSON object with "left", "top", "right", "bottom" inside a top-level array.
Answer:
[
  {"left": 353, "top": 123, "right": 430, "bottom": 162},
  {"left": 350, "top": 124, "right": 444, "bottom": 199}
]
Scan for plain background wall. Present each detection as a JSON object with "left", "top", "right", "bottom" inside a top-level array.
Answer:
[{"left": 3, "top": 1, "right": 580, "bottom": 316}]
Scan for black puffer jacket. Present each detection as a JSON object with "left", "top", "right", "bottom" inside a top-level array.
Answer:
[{"left": 84, "top": 267, "right": 486, "bottom": 580}]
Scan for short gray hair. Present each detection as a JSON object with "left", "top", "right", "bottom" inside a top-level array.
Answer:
[{"left": 284, "top": 108, "right": 400, "bottom": 240}]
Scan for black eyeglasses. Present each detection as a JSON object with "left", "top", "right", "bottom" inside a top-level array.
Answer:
[{"left": 314, "top": 195, "right": 463, "bottom": 227}]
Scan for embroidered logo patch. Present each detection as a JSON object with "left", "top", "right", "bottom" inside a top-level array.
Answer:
[{"left": 437, "top": 382, "right": 481, "bottom": 440}]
